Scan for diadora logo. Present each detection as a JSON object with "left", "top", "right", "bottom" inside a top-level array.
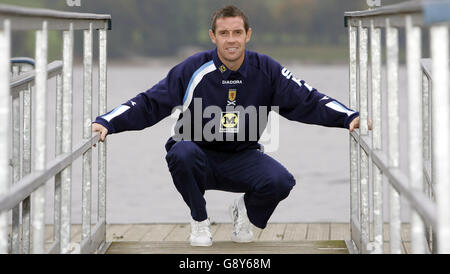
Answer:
[{"left": 222, "top": 80, "right": 243, "bottom": 85}]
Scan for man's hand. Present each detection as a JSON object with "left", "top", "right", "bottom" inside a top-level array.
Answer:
[
  {"left": 349, "top": 116, "right": 373, "bottom": 133},
  {"left": 92, "top": 123, "right": 108, "bottom": 146}
]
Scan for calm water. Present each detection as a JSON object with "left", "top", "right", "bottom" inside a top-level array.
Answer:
[{"left": 38, "top": 60, "right": 411, "bottom": 224}]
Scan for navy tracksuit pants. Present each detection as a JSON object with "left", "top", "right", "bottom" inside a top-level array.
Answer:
[{"left": 165, "top": 140, "right": 296, "bottom": 229}]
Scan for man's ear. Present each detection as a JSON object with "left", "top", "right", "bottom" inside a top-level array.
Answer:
[
  {"left": 245, "top": 28, "right": 252, "bottom": 43},
  {"left": 209, "top": 29, "right": 217, "bottom": 44}
]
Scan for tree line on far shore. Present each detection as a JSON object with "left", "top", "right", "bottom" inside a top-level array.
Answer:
[{"left": 3, "top": 0, "right": 405, "bottom": 61}]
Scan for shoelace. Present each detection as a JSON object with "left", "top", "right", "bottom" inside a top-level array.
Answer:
[
  {"left": 233, "top": 206, "right": 249, "bottom": 233},
  {"left": 192, "top": 221, "right": 211, "bottom": 235}
]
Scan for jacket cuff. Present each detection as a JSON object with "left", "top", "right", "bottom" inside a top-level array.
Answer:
[
  {"left": 344, "top": 112, "right": 360, "bottom": 129},
  {"left": 93, "top": 117, "right": 115, "bottom": 135}
]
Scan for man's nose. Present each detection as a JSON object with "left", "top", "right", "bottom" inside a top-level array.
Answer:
[{"left": 226, "top": 33, "right": 238, "bottom": 43}]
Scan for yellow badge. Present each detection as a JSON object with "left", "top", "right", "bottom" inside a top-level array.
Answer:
[
  {"left": 219, "top": 65, "right": 227, "bottom": 73},
  {"left": 228, "top": 89, "right": 237, "bottom": 102}
]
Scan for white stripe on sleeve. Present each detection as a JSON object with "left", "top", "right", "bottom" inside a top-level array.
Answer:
[
  {"left": 101, "top": 105, "right": 130, "bottom": 122},
  {"left": 325, "top": 101, "right": 356, "bottom": 116}
]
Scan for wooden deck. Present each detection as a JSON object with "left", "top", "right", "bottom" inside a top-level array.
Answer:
[
  {"left": 105, "top": 223, "right": 350, "bottom": 254},
  {"left": 29, "top": 223, "right": 412, "bottom": 254},
  {"left": 102, "top": 223, "right": 412, "bottom": 254}
]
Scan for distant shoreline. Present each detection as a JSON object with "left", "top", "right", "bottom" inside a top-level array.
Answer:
[{"left": 67, "top": 44, "right": 350, "bottom": 66}]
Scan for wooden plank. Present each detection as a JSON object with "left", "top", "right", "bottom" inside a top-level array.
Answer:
[
  {"left": 40, "top": 222, "right": 424, "bottom": 255},
  {"left": 307, "top": 224, "right": 330, "bottom": 241},
  {"left": 209, "top": 223, "right": 220, "bottom": 238},
  {"left": 106, "top": 240, "right": 349, "bottom": 254},
  {"left": 258, "top": 224, "right": 286, "bottom": 241},
  {"left": 71, "top": 225, "right": 82, "bottom": 242},
  {"left": 45, "top": 225, "right": 53, "bottom": 242},
  {"left": 106, "top": 224, "right": 132, "bottom": 242},
  {"left": 253, "top": 227, "right": 263, "bottom": 239},
  {"left": 403, "top": 241, "right": 411, "bottom": 254},
  {"left": 213, "top": 223, "right": 232, "bottom": 241},
  {"left": 283, "top": 224, "right": 307, "bottom": 241},
  {"left": 141, "top": 224, "right": 176, "bottom": 242},
  {"left": 330, "top": 223, "right": 350, "bottom": 240},
  {"left": 164, "top": 224, "right": 190, "bottom": 241},
  {"left": 401, "top": 223, "right": 411, "bottom": 242},
  {"left": 384, "top": 242, "right": 390, "bottom": 254},
  {"left": 121, "top": 224, "right": 153, "bottom": 241},
  {"left": 384, "top": 223, "right": 390, "bottom": 242}
]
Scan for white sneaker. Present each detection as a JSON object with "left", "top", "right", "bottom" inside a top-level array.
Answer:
[
  {"left": 190, "top": 218, "right": 213, "bottom": 247},
  {"left": 229, "top": 195, "right": 254, "bottom": 243}
]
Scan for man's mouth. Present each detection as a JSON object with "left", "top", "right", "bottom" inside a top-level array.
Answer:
[{"left": 225, "top": 47, "right": 238, "bottom": 53}]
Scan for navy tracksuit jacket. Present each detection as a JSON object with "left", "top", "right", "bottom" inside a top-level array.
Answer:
[{"left": 95, "top": 48, "right": 359, "bottom": 228}]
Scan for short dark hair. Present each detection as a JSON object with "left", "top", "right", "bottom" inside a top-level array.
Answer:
[{"left": 210, "top": 5, "right": 250, "bottom": 34}]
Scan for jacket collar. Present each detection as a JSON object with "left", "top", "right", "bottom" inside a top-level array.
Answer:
[{"left": 212, "top": 48, "right": 248, "bottom": 79}]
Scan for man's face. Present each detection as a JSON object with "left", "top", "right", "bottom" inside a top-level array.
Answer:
[{"left": 209, "top": 16, "right": 252, "bottom": 65}]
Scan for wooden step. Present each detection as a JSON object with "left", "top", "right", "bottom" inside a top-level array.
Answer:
[{"left": 106, "top": 240, "right": 349, "bottom": 254}]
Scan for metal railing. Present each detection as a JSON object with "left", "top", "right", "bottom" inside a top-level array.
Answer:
[
  {"left": 345, "top": 0, "right": 450, "bottom": 254},
  {"left": 0, "top": 4, "right": 111, "bottom": 254}
]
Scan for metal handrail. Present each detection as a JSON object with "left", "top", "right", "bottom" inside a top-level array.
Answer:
[
  {"left": 0, "top": 4, "right": 111, "bottom": 30},
  {"left": 345, "top": 0, "right": 450, "bottom": 254},
  {"left": 0, "top": 4, "right": 110, "bottom": 254},
  {"left": 10, "top": 60, "right": 61, "bottom": 92},
  {"left": 345, "top": 0, "right": 450, "bottom": 25},
  {"left": 11, "top": 57, "right": 35, "bottom": 67}
]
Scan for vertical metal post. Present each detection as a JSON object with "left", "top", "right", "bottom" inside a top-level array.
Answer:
[
  {"left": 22, "top": 82, "right": 32, "bottom": 254},
  {"left": 82, "top": 23, "right": 93, "bottom": 245},
  {"left": 422, "top": 72, "right": 430, "bottom": 168},
  {"left": 406, "top": 15, "right": 425, "bottom": 254},
  {"left": 54, "top": 73, "right": 63, "bottom": 253},
  {"left": 98, "top": 27, "right": 108, "bottom": 225},
  {"left": 370, "top": 19, "right": 383, "bottom": 253},
  {"left": 360, "top": 148, "right": 370, "bottom": 252},
  {"left": 386, "top": 18, "right": 401, "bottom": 254},
  {"left": 390, "top": 186, "right": 401, "bottom": 253},
  {"left": 358, "top": 20, "right": 370, "bottom": 252},
  {"left": 0, "top": 19, "right": 11, "bottom": 254},
  {"left": 11, "top": 64, "right": 21, "bottom": 254},
  {"left": 359, "top": 21, "right": 369, "bottom": 136},
  {"left": 349, "top": 23, "right": 360, "bottom": 251},
  {"left": 11, "top": 93, "right": 20, "bottom": 254},
  {"left": 422, "top": 72, "right": 430, "bottom": 197},
  {"left": 431, "top": 25, "right": 450, "bottom": 254},
  {"left": 60, "top": 23, "right": 74, "bottom": 254},
  {"left": 32, "top": 20, "right": 48, "bottom": 254},
  {"left": 422, "top": 71, "right": 433, "bottom": 252}
]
